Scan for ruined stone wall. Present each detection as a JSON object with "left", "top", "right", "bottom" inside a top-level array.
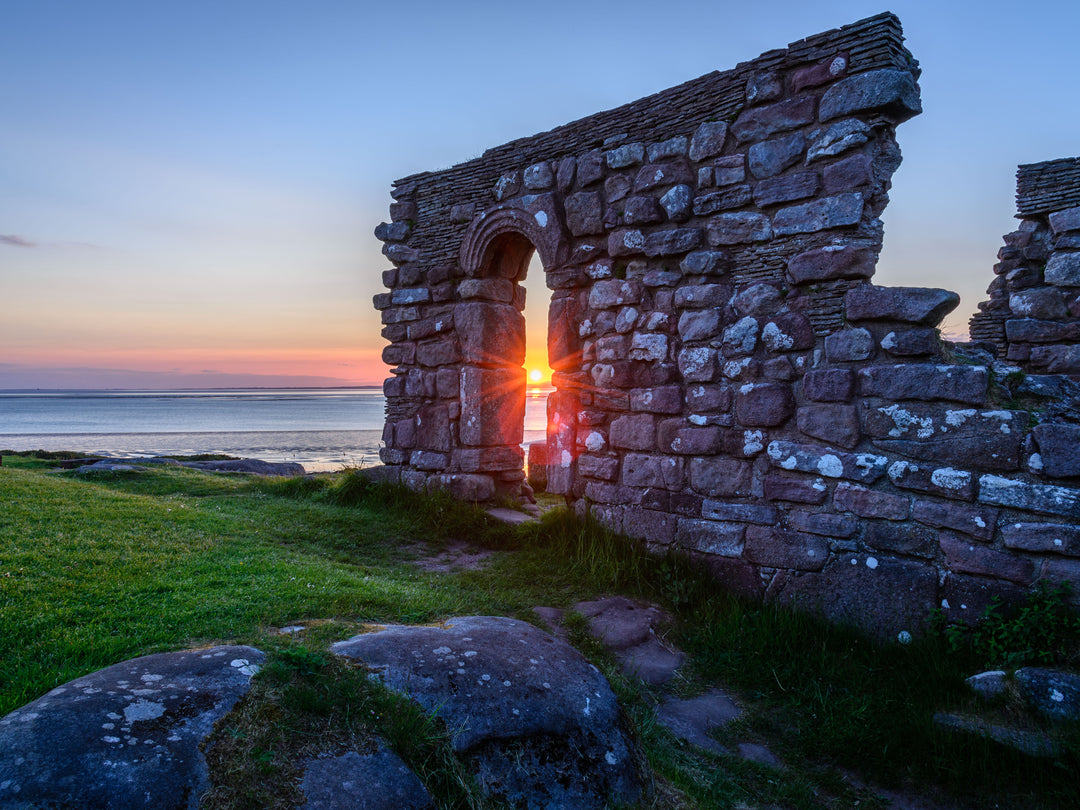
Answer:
[
  {"left": 970, "top": 157, "right": 1080, "bottom": 375},
  {"left": 372, "top": 13, "right": 1080, "bottom": 639}
]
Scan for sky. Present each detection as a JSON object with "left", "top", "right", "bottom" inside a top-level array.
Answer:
[{"left": 2, "top": 0, "right": 1077, "bottom": 389}]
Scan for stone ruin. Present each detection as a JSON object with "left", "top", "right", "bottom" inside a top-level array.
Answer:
[{"left": 372, "top": 12, "right": 1080, "bottom": 638}]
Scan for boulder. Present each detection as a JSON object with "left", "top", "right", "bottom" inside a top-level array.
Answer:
[
  {"left": 0, "top": 645, "right": 264, "bottom": 809},
  {"left": 332, "top": 617, "right": 643, "bottom": 809},
  {"left": 300, "top": 747, "right": 433, "bottom": 810}
]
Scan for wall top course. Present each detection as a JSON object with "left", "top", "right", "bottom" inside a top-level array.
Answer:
[{"left": 1016, "top": 157, "right": 1080, "bottom": 217}]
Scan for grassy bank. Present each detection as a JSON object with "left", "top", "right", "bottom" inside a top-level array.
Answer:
[{"left": 1, "top": 454, "right": 1077, "bottom": 808}]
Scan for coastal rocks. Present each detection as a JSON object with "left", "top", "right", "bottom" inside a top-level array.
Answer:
[
  {"left": 68, "top": 457, "right": 306, "bottom": 476},
  {"left": 0, "top": 645, "right": 264, "bottom": 809},
  {"left": 332, "top": 616, "right": 644, "bottom": 809}
]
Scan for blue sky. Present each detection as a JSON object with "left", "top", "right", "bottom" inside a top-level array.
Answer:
[{"left": 1, "top": 0, "right": 1077, "bottom": 388}]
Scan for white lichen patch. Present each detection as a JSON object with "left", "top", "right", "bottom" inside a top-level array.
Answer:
[
  {"left": 743, "top": 430, "right": 764, "bottom": 455},
  {"left": 817, "top": 454, "right": 843, "bottom": 478},
  {"left": 880, "top": 404, "right": 934, "bottom": 438},
  {"left": 866, "top": 557, "right": 879, "bottom": 570},
  {"left": 761, "top": 321, "right": 793, "bottom": 351},
  {"left": 688, "top": 414, "right": 706, "bottom": 426},
  {"left": 945, "top": 409, "right": 975, "bottom": 427},
  {"left": 534, "top": 210, "right": 548, "bottom": 228},
  {"left": 623, "top": 230, "right": 645, "bottom": 249},
  {"left": 230, "top": 659, "right": 260, "bottom": 678},
  {"left": 930, "top": 467, "right": 970, "bottom": 491},
  {"left": 123, "top": 700, "right": 165, "bottom": 724},
  {"left": 585, "top": 431, "right": 606, "bottom": 452},
  {"left": 605, "top": 750, "right": 619, "bottom": 765}
]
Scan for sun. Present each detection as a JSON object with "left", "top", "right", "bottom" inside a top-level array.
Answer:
[{"left": 528, "top": 369, "right": 543, "bottom": 383}]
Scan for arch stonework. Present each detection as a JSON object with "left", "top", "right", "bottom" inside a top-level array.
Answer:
[{"left": 373, "top": 13, "right": 1080, "bottom": 638}]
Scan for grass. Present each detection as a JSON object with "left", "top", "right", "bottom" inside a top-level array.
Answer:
[{"left": 1, "top": 454, "right": 1079, "bottom": 808}]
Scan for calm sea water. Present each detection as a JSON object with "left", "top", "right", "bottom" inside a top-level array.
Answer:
[{"left": 0, "top": 388, "right": 550, "bottom": 472}]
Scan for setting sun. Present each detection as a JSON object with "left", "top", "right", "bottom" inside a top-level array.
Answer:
[{"left": 529, "top": 369, "right": 543, "bottom": 383}]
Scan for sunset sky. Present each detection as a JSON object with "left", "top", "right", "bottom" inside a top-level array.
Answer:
[{"left": 2, "top": 0, "right": 1078, "bottom": 389}]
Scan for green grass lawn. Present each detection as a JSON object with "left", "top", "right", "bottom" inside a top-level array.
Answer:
[{"left": 1, "top": 455, "right": 1078, "bottom": 809}]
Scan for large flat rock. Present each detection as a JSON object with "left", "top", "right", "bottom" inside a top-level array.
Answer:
[
  {"left": 0, "top": 645, "right": 264, "bottom": 809},
  {"left": 332, "top": 616, "right": 642, "bottom": 809}
]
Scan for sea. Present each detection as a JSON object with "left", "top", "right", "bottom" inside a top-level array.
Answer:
[{"left": 0, "top": 388, "right": 551, "bottom": 472}]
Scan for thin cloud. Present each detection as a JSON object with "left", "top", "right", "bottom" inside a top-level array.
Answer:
[{"left": 1, "top": 234, "right": 37, "bottom": 248}]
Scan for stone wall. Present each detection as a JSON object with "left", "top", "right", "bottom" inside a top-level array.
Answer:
[
  {"left": 372, "top": 13, "right": 1080, "bottom": 639},
  {"left": 970, "top": 157, "right": 1080, "bottom": 375}
]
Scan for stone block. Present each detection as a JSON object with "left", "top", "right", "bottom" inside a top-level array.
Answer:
[
  {"left": 1009, "top": 289, "right": 1069, "bottom": 320},
  {"left": 886, "top": 460, "right": 975, "bottom": 500},
  {"left": 722, "top": 316, "right": 760, "bottom": 356},
  {"left": 416, "top": 405, "right": 451, "bottom": 451},
  {"left": 660, "top": 185, "right": 693, "bottom": 221},
  {"left": 1049, "top": 205, "right": 1080, "bottom": 234},
  {"left": 735, "top": 383, "right": 794, "bottom": 426},
  {"left": 629, "top": 385, "right": 682, "bottom": 414},
  {"left": 634, "top": 162, "right": 693, "bottom": 193},
  {"left": 693, "top": 186, "right": 753, "bottom": 216},
  {"left": 834, "top": 482, "right": 909, "bottom": 520},
  {"left": 792, "top": 53, "right": 849, "bottom": 92},
  {"left": 846, "top": 286, "right": 960, "bottom": 326},
  {"left": 788, "top": 510, "right": 858, "bottom": 538},
  {"left": 621, "top": 507, "right": 678, "bottom": 546},
  {"left": 416, "top": 339, "right": 459, "bottom": 367},
  {"left": 807, "top": 119, "right": 871, "bottom": 162},
  {"left": 763, "top": 474, "right": 828, "bottom": 504},
  {"left": 589, "top": 279, "right": 641, "bottom": 310},
  {"left": 658, "top": 420, "right": 720, "bottom": 455},
  {"left": 766, "top": 439, "right": 889, "bottom": 483},
  {"left": 802, "top": 369, "right": 854, "bottom": 401},
  {"left": 744, "top": 525, "right": 828, "bottom": 571},
  {"left": 707, "top": 212, "right": 772, "bottom": 245},
  {"left": 622, "top": 453, "right": 684, "bottom": 490},
  {"left": 686, "top": 383, "right": 731, "bottom": 412},
  {"left": 788, "top": 245, "right": 875, "bottom": 283},
  {"left": 732, "top": 283, "right": 783, "bottom": 316},
  {"left": 880, "top": 329, "right": 940, "bottom": 356},
  {"left": 678, "top": 309, "right": 722, "bottom": 342},
  {"left": 647, "top": 136, "right": 689, "bottom": 162},
  {"left": 578, "top": 454, "right": 619, "bottom": 481},
  {"left": 585, "top": 481, "right": 643, "bottom": 505},
  {"left": 1032, "top": 424, "right": 1080, "bottom": 478},
  {"left": 676, "top": 519, "right": 745, "bottom": 557},
  {"left": 681, "top": 250, "right": 729, "bottom": 275},
  {"left": 549, "top": 297, "right": 583, "bottom": 372},
  {"left": 745, "top": 70, "right": 783, "bottom": 105},
  {"left": 940, "top": 573, "right": 1027, "bottom": 626},
  {"left": 644, "top": 228, "right": 703, "bottom": 257},
  {"left": 623, "top": 196, "right": 663, "bottom": 225},
  {"left": 1029, "top": 345, "right": 1080, "bottom": 373},
  {"left": 688, "top": 121, "right": 729, "bottom": 162},
  {"left": 455, "top": 302, "right": 524, "bottom": 367},
  {"left": 629, "top": 333, "right": 668, "bottom": 362},
  {"left": 731, "top": 97, "right": 816, "bottom": 143},
  {"left": 823, "top": 152, "right": 874, "bottom": 192},
  {"left": 678, "top": 346, "right": 717, "bottom": 382},
  {"left": 576, "top": 149, "right": 604, "bottom": 186},
  {"left": 797, "top": 404, "right": 860, "bottom": 449},
  {"left": 863, "top": 521, "right": 936, "bottom": 558},
  {"left": 940, "top": 532, "right": 1034, "bottom": 585},
  {"left": 458, "top": 278, "right": 515, "bottom": 302},
  {"left": 605, "top": 175, "right": 632, "bottom": 203},
  {"left": 912, "top": 499, "right": 997, "bottom": 541},
  {"left": 609, "top": 413, "right": 656, "bottom": 451},
  {"left": 410, "top": 450, "right": 449, "bottom": 471},
  {"left": 460, "top": 367, "right": 525, "bottom": 447},
  {"left": 748, "top": 132, "right": 806, "bottom": 179},
  {"left": 771, "top": 554, "right": 938, "bottom": 640},
  {"left": 761, "top": 312, "right": 814, "bottom": 351},
  {"left": 674, "top": 283, "right": 728, "bottom": 308},
  {"left": 702, "top": 501, "right": 778, "bottom": 525},
  {"left": 1045, "top": 252, "right": 1080, "bottom": 286},
  {"left": 978, "top": 475, "right": 1080, "bottom": 518},
  {"left": 866, "top": 405, "right": 1024, "bottom": 472},
  {"left": 1002, "top": 522, "right": 1080, "bottom": 556},
  {"left": 818, "top": 69, "right": 921, "bottom": 122},
  {"left": 565, "top": 191, "right": 604, "bottom": 236},
  {"left": 689, "top": 456, "right": 751, "bottom": 497},
  {"left": 857, "top": 364, "right": 988, "bottom": 404},
  {"left": 754, "top": 171, "right": 820, "bottom": 207},
  {"left": 773, "top": 193, "right": 864, "bottom": 236},
  {"left": 454, "top": 446, "right": 525, "bottom": 473},
  {"left": 1005, "top": 319, "right": 1079, "bottom": 343},
  {"left": 608, "top": 228, "right": 645, "bottom": 257},
  {"left": 605, "top": 142, "right": 645, "bottom": 169},
  {"left": 825, "top": 327, "right": 875, "bottom": 362}
]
